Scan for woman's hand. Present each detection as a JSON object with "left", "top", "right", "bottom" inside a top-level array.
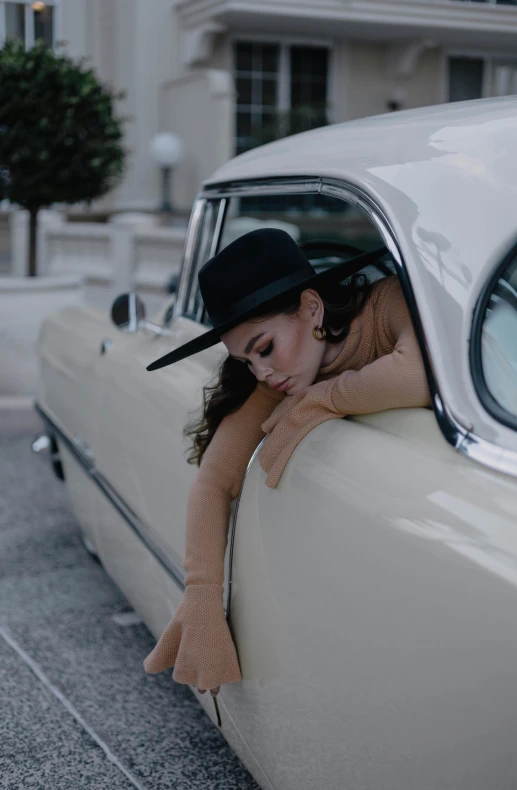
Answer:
[
  {"left": 258, "top": 378, "right": 341, "bottom": 488},
  {"left": 143, "top": 583, "right": 242, "bottom": 691}
]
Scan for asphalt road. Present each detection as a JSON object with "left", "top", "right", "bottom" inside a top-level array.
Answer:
[{"left": 0, "top": 426, "right": 259, "bottom": 790}]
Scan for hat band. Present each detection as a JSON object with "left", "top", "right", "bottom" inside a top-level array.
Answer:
[{"left": 208, "top": 268, "right": 315, "bottom": 327}]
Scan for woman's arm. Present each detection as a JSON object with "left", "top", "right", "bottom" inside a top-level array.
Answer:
[
  {"left": 182, "top": 380, "right": 283, "bottom": 586},
  {"left": 258, "top": 277, "right": 431, "bottom": 488},
  {"left": 328, "top": 276, "right": 431, "bottom": 415},
  {"left": 143, "top": 381, "right": 281, "bottom": 690}
]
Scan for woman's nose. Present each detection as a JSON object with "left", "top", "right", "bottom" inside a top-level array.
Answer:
[{"left": 253, "top": 361, "right": 272, "bottom": 382}]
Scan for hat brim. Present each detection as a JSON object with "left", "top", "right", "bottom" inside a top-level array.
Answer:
[{"left": 146, "top": 245, "right": 388, "bottom": 371}]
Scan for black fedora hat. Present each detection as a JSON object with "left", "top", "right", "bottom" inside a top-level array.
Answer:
[{"left": 146, "top": 228, "right": 388, "bottom": 371}]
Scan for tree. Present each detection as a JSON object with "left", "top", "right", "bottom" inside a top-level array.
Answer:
[{"left": 0, "top": 39, "right": 126, "bottom": 276}]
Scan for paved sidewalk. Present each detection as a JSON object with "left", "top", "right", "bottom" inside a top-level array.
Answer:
[{"left": 0, "top": 432, "right": 259, "bottom": 790}]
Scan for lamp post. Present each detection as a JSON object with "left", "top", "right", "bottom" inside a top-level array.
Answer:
[{"left": 149, "top": 132, "right": 184, "bottom": 217}]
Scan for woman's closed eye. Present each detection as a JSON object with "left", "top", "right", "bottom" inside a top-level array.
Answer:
[
  {"left": 244, "top": 340, "right": 274, "bottom": 366},
  {"left": 258, "top": 341, "right": 274, "bottom": 358},
  {"left": 237, "top": 340, "right": 274, "bottom": 366}
]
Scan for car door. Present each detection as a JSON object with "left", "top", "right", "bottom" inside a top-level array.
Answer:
[
  {"left": 89, "top": 184, "right": 384, "bottom": 615},
  {"left": 221, "top": 404, "right": 517, "bottom": 790},
  {"left": 90, "top": 198, "right": 227, "bottom": 625}
]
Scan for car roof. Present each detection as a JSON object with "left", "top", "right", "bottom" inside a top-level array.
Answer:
[{"left": 205, "top": 97, "right": 517, "bottom": 451}]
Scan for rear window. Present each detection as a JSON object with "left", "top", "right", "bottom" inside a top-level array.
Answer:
[{"left": 471, "top": 245, "right": 517, "bottom": 429}]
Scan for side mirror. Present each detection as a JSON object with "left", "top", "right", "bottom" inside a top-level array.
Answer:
[{"left": 110, "top": 292, "right": 146, "bottom": 332}]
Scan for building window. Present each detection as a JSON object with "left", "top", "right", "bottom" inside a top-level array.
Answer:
[
  {"left": 234, "top": 41, "right": 330, "bottom": 155},
  {"left": 33, "top": 2, "right": 53, "bottom": 46},
  {"left": 235, "top": 42, "right": 280, "bottom": 155},
  {"left": 290, "top": 46, "right": 328, "bottom": 126},
  {"left": 5, "top": 3, "right": 25, "bottom": 42},
  {"left": 448, "top": 56, "right": 484, "bottom": 102},
  {"left": 448, "top": 54, "right": 517, "bottom": 102},
  {"left": 491, "top": 59, "right": 517, "bottom": 95},
  {"left": 1, "top": 1, "right": 55, "bottom": 48}
]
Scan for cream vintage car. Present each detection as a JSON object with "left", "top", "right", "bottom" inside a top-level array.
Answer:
[{"left": 35, "top": 97, "right": 517, "bottom": 790}]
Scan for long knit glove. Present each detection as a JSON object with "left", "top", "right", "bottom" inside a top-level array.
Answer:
[
  {"left": 142, "top": 466, "right": 244, "bottom": 689},
  {"left": 143, "top": 584, "right": 242, "bottom": 688},
  {"left": 143, "top": 383, "right": 282, "bottom": 690},
  {"left": 258, "top": 378, "right": 340, "bottom": 488}
]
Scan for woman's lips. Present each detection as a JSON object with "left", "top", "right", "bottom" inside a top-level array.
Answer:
[{"left": 272, "top": 378, "right": 290, "bottom": 392}]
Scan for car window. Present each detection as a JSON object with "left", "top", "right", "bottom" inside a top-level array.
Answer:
[
  {"left": 182, "top": 199, "right": 223, "bottom": 322},
  {"left": 193, "top": 191, "right": 394, "bottom": 328},
  {"left": 475, "top": 251, "right": 517, "bottom": 425}
]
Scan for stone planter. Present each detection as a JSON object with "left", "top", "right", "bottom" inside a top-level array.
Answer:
[{"left": 0, "top": 275, "right": 84, "bottom": 396}]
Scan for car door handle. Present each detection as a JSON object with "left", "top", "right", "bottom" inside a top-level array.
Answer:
[{"left": 100, "top": 338, "right": 113, "bottom": 355}]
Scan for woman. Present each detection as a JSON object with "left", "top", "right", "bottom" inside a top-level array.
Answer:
[{"left": 142, "top": 228, "right": 431, "bottom": 697}]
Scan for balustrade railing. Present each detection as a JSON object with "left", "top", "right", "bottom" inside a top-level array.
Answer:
[{"left": 10, "top": 210, "right": 187, "bottom": 314}]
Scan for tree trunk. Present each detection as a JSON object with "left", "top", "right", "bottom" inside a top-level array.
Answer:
[{"left": 28, "top": 207, "right": 39, "bottom": 277}]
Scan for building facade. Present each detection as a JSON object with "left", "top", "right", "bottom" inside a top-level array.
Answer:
[{"left": 2, "top": 0, "right": 517, "bottom": 214}]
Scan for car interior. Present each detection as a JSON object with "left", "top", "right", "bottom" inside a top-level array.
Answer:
[{"left": 173, "top": 192, "right": 399, "bottom": 329}]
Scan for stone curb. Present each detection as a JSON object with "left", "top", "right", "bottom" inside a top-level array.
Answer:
[{"left": 0, "top": 395, "right": 44, "bottom": 436}]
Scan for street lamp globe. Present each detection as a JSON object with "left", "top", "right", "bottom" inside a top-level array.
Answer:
[
  {"left": 150, "top": 132, "right": 185, "bottom": 214},
  {"left": 150, "top": 132, "right": 184, "bottom": 168}
]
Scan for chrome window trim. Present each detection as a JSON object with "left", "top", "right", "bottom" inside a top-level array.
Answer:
[
  {"left": 186, "top": 200, "right": 218, "bottom": 319},
  {"left": 209, "top": 197, "right": 228, "bottom": 259},
  {"left": 173, "top": 197, "right": 228, "bottom": 323},
  {"left": 194, "top": 198, "right": 227, "bottom": 323},
  {"left": 35, "top": 403, "right": 186, "bottom": 592},
  {"left": 200, "top": 176, "right": 322, "bottom": 199},
  {"left": 173, "top": 197, "right": 206, "bottom": 321}
]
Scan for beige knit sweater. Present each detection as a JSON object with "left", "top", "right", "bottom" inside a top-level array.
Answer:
[{"left": 143, "top": 276, "right": 431, "bottom": 688}]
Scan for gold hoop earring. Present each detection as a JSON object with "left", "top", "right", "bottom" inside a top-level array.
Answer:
[{"left": 312, "top": 326, "right": 326, "bottom": 341}]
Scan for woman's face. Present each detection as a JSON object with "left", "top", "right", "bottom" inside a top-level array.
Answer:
[{"left": 221, "top": 289, "right": 328, "bottom": 396}]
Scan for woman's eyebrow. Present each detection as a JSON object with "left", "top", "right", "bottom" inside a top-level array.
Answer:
[{"left": 244, "top": 333, "right": 265, "bottom": 355}]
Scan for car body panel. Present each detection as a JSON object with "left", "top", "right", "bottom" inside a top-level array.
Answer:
[
  {"left": 224, "top": 410, "right": 517, "bottom": 789},
  {"left": 37, "top": 304, "right": 111, "bottom": 453},
  {"left": 92, "top": 316, "right": 226, "bottom": 563}
]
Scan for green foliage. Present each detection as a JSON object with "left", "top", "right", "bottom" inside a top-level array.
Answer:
[{"left": 0, "top": 39, "right": 126, "bottom": 211}]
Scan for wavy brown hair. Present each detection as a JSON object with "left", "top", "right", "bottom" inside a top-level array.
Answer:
[{"left": 184, "top": 273, "right": 372, "bottom": 466}]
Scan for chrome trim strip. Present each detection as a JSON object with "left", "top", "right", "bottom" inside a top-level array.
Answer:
[
  {"left": 458, "top": 430, "right": 517, "bottom": 478},
  {"left": 34, "top": 403, "right": 186, "bottom": 592},
  {"left": 319, "top": 180, "right": 401, "bottom": 266},
  {"left": 186, "top": 201, "right": 216, "bottom": 319},
  {"left": 209, "top": 198, "right": 227, "bottom": 259},
  {"left": 200, "top": 177, "right": 322, "bottom": 199},
  {"left": 198, "top": 198, "right": 227, "bottom": 325},
  {"left": 225, "top": 436, "right": 266, "bottom": 625},
  {"left": 174, "top": 197, "right": 206, "bottom": 321}
]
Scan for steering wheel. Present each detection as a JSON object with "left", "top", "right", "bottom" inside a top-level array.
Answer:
[{"left": 299, "top": 239, "right": 394, "bottom": 278}]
